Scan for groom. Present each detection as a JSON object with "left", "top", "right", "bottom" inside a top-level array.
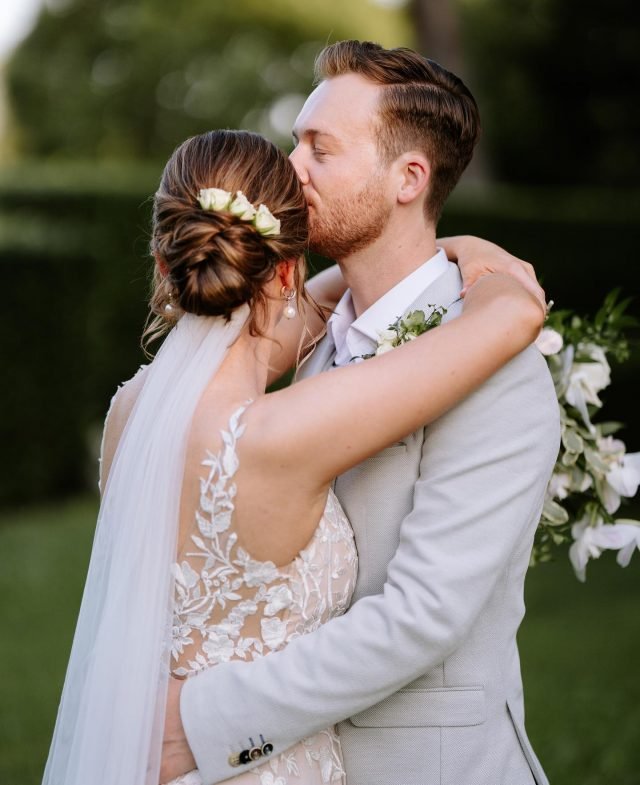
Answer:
[{"left": 163, "top": 41, "right": 559, "bottom": 785}]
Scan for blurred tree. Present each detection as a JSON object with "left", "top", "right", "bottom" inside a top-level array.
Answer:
[
  {"left": 5, "top": 0, "right": 410, "bottom": 161},
  {"left": 410, "top": 0, "right": 489, "bottom": 181},
  {"left": 460, "top": 0, "right": 640, "bottom": 187},
  {"left": 412, "top": 0, "right": 465, "bottom": 78}
]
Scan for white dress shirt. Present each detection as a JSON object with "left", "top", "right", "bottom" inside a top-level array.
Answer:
[{"left": 328, "top": 248, "right": 451, "bottom": 366}]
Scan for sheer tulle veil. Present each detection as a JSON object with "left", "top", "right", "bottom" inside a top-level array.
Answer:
[{"left": 43, "top": 307, "right": 249, "bottom": 785}]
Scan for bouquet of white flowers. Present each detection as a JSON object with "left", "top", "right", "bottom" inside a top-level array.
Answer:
[
  {"left": 369, "top": 293, "right": 639, "bottom": 580},
  {"left": 534, "top": 291, "right": 639, "bottom": 579}
]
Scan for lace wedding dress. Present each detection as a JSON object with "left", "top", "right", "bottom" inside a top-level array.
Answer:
[{"left": 167, "top": 403, "right": 358, "bottom": 785}]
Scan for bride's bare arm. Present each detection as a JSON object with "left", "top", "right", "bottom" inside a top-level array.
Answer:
[
  {"left": 267, "top": 240, "right": 545, "bottom": 387},
  {"left": 257, "top": 273, "right": 544, "bottom": 486},
  {"left": 98, "top": 367, "right": 149, "bottom": 493},
  {"left": 266, "top": 264, "right": 346, "bottom": 384},
  {"left": 439, "top": 235, "right": 544, "bottom": 308}
]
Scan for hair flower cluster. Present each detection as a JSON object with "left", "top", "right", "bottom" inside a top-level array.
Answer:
[{"left": 197, "top": 188, "right": 281, "bottom": 236}]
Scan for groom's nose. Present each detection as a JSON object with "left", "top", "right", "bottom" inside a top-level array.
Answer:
[{"left": 289, "top": 145, "right": 309, "bottom": 185}]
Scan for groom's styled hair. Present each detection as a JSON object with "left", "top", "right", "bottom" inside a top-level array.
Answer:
[{"left": 315, "top": 40, "right": 480, "bottom": 222}]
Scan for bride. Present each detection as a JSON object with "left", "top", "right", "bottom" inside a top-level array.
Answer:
[{"left": 42, "top": 129, "right": 545, "bottom": 785}]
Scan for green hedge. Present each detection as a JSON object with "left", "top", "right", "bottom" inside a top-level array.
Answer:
[
  {"left": 1, "top": 164, "right": 158, "bottom": 504},
  {"left": 2, "top": 164, "right": 638, "bottom": 506}
]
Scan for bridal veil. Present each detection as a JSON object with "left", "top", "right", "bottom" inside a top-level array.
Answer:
[{"left": 43, "top": 307, "right": 248, "bottom": 785}]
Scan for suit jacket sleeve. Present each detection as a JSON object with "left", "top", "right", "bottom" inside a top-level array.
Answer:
[{"left": 180, "top": 345, "right": 560, "bottom": 784}]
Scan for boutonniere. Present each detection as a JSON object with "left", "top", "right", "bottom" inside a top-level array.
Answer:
[{"left": 355, "top": 304, "right": 448, "bottom": 361}]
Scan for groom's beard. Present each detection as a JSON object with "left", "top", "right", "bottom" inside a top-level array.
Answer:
[{"left": 308, "top": 174, "right": 392, "bottom": 261}]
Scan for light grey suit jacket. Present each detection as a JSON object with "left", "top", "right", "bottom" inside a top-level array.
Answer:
[{"left": 181, "top": 263, "right": 561, "bottom": 785}]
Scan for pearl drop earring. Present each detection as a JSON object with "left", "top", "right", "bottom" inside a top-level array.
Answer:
[
  {"left": 281, "top": 286, "right": 297, "bottom": 319},
  {"left": 164, "top": 289, "right": 177, "bottom": 315}
]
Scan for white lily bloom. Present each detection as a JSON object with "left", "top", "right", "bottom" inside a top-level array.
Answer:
[
  {"left": 566, "top": 358, "right": 611, "bottom": 409},
  {"left": 612, "top": 520, "right": 640, "bottom": 567},
  {"left": 254, "top": 204, "right": 281, "bottom": 236},
  {"left": 606, "top": 452, "right": 640, "bottom": 498},
  {"left": 596, "top": 435, "right": 626, "bottom": 456},
  {"left": 198, "top": 187, "right": 232, "bottom": 211},
  {"left": 548, "top": 471, "right": 572, "bottom": 500},
  {"left": 535, "top": 328, "right": 564, "bottom": 356},
  {"left": 229, "top": 191, "right": 257, "bottom": 220},
  {"left": 564, "top": 347, "right": 611, "bottom": 430},
  {"left": 598, "top": 477, "right": 623, "bottom": 515},
  {"left": 569, "top": 517, "right": 640, "bottom": 581},
  {"left": 581, "top": 342, "right": 610, "bottom": 366}
]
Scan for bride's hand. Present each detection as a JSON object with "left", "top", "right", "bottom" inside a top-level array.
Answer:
[
  {"left": 438, "top": 235, "right": 546, "bottom": 317},
  {"left": 462, "top": 270, "right": 546, "bottom": 338},
  {"left": 159, "top": 675, "right": 196, "bottom": 784}
]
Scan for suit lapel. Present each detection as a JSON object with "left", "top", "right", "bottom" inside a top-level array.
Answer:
[{"left": 405, "top": 262, "right": 464, "bottom": 323}]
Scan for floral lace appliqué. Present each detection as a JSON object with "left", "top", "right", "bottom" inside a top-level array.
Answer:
[{"left": 169, "top": 402, "right": 357, "bottom": 785}]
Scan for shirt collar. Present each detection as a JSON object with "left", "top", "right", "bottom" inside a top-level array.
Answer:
[{"left": 329, "top": 248, "right": 450, "bottom": 364}]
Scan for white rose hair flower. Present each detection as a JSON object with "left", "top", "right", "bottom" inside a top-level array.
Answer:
[
  {"left": 197, "top": 188, "right": 280, "bottom": 236},
  {"left": 198, "top": 188, "right": 232, "bottom": 211},
  {"left": 253, "top": 204, "right": 281, "bottom": 236},
  {"left": 228, "top": 191, "right": 257, "bottom": 220}
]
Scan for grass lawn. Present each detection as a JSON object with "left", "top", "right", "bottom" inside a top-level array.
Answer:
[{"left": 1, "top": 496, "right": 639, "bottom": 784}]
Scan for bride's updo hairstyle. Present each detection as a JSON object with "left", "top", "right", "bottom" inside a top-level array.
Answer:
[{"left": 146, "top": 130, "right": 310, "bottom": 344}]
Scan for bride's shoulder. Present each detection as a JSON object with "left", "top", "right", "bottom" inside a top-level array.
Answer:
[
  {"left": 99, "top": 365, "right": 150, "bottom": 492},
  {"left": 106, "top": 364, "right": 150, "bottom": 419}
]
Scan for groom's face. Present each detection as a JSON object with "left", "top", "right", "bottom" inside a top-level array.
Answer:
[{"left": 290, "top": 73, "right": 394, "bottom": 261}]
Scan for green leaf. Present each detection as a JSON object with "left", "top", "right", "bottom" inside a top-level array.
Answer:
[
  {"left": 584, "top": 447, "right": 611, "bottom": 475},
  {"left": 598, "top": 421, "right": 624, "bottom": 436},
  {"left": 404, "top": 310, "right": 426, "bottom": 329},
  {"left": 542, "top": 498, "right": 570, "bottom": 525},
  {"left": 562, "top": 427, "right": 584, "bottom": 454},
  {"left": 562, "top": 450, "right": 580, "bottom": 467}
]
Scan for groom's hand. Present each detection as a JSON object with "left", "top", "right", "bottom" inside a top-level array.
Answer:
[{"left": 160, "top": 676, "right": 197, "bottom": 784}]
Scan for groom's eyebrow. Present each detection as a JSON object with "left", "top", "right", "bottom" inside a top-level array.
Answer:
[{"left": 292, "top": 128, "right": 339, "bottom": 145}]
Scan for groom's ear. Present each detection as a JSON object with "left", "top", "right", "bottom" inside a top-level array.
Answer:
[{"left": 395, "top": 152, "right": 431, "bottom": 206}]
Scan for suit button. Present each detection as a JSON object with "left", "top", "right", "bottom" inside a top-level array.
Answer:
[
  {"left": 249, "top": 747, "right": 262, "bottom": 761},
  {"left": 239, "top": 749, "right": 252, "bottom": 765},
  {"left": 228, "top": 753, "right": 241, "bottom": 767},
  {"left": 261, "top": 742, "right": 274, "bottom": 756}
]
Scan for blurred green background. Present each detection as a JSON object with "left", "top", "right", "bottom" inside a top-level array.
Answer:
[{"left": 1, "top": 0, "right": 638, "bottom": 783}]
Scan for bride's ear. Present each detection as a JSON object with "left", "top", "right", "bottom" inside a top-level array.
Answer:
[
  {"left": 154, "top": 252, "right": 170, "bottom": 278},
  {"left": 276, "top": 259, "right": 296, "bottom": 291}
]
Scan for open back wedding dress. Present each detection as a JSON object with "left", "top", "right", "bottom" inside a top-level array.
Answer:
[{"left": 167, "top": 401, "right": 357, "bottom": 785}]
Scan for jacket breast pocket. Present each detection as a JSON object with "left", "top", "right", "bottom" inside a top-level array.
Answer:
[{"left": 349, "top": 686, "right": 486, "bottom": 728}]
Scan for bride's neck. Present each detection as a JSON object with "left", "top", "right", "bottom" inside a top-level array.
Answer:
[{"left": 218, "top": 324, "right": 273, "bottom": 399}]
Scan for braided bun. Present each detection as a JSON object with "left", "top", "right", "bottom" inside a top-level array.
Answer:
[{"left": 147, "top": 130, "right": 309, "bottom": 337}]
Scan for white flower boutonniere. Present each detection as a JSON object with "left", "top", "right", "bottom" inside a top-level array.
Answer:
[{"left": 355, "top": 305, "right": 449, "bottom": 361}]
